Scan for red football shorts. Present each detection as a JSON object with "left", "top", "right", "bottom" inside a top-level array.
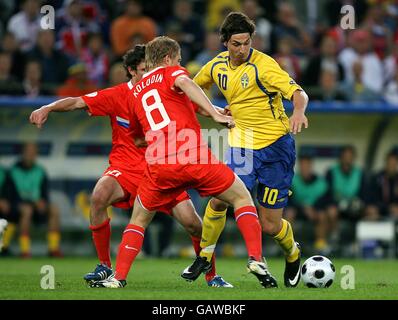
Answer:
[
  {"left": 102, "top": 166, "right": 190, "bottom": 214},
  {"left": 102, "top": 166, "right": 142, "bottom": 209},
  {"left": 136, "top": 161, "right": 236, "bottom": 212}
]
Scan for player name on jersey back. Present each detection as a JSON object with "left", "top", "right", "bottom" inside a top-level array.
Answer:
[{"left": 133, "top": 73, "right": 164, "bottom": 98}]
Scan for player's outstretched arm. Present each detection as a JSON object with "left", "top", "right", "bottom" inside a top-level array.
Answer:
[
  {"left": 290, "top": 89, "right": 309, "bottom": 135},
  {"left": 174, "top": 75, "right": 235, "bottom": 128},
  {"left": 29, "top": 97, "right": 87, "bottom": 129}
]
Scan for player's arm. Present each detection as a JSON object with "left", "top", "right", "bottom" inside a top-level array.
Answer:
[
  {"left": 174, "top": 75, "right": 234, "bottom": 128},
  {"left": 290, "top": 89, "right": 309, "bottom": 134},
  {"left": 262, "top": 57, "right": 309, "bottom": 134},
  {"left": 193, "top": 102, "right": 228, "bottom": 117},
  {"left": 29, "top": 97, "right": 87, "bottom": 129}
]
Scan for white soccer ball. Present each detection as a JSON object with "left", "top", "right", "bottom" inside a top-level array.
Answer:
[{"left": 301, "top": 255, "right": 336, "bottom": 288}]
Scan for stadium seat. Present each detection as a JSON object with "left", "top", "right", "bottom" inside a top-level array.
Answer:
[{"left": 356, "top": 221, "right": 396, "bottom": 258}]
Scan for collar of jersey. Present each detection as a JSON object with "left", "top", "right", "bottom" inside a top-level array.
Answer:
[
  {"left": 127, "top": 80, "right": 134, "bottom": 90},
  {"left": 142, "top": 66, "right": 165, "bottom": 79}
]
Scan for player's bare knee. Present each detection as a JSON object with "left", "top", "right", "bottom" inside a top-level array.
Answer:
[
  {"left": 186, "top": 219, "right": 202, "bottom": 237},
  {"left": 232, "top": 193, "right": 254, "bottom": 209},
  {"left": 91, "top": 189, "right": 110, "bottom": 211}
]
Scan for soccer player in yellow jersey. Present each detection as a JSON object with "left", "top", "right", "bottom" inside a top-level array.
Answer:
[{"left": 182, "top": 12, "right": 309, "bottom": 288}]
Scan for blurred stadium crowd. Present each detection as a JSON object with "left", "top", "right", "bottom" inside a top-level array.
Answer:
[
  {"left": 0, "top": 0, "right": 398, "bottom": 103},
  {"left": 0, "top": 0, "right": 398, "bottom": 258}
]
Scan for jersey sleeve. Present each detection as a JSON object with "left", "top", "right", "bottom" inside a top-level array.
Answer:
[
  {"left": 261, "top": 57, "right": 302, "bottom": 100},
  {"left": 193, "top": 60, "right": 215, "bottom": 90},
  {"left": 82, "top": 87, "right": 118, "bottom": 116},
  {"left": 128, "top": 95, "right": 144, "bottom": 135}
]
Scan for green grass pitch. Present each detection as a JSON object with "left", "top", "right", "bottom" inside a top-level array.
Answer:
[{"left": 0, "top": 257, "right": 397, "bottom": 300}]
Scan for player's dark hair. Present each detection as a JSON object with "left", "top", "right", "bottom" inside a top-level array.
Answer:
[
  {"left": 122, "top": 44, "right": 146, "bottom": 79},
  {"left": 219, "top": 12, "right": 256, "bottom": 43},
  {"left": 145, "top": 36, "right": 180, "bottom": 70}
]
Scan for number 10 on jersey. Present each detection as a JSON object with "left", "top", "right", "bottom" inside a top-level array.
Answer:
[{"left": 218, "top": 74, "right": 228, "bottom": 90}]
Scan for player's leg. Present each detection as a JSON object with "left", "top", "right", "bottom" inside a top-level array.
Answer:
[
  {"left": 197, "top": 197, "right": 228, "bottom": 264},
  {"left": 47, "top": 204, "right": 62, "bottom": 257},
  {"left": 91, "top": 197, "right": 156, "bottom": 288},
  {"left": 83, "top": 175, "right": 127, "bottom": 283},
  {"left": 212, "top": 177, "right": 277, "bottom": 288},
  {"left": 258, "top": 206, "right": 300, "bottom": 286},
  {"left": 172, "top": 199, "right": 233, "bottom": 288},
  {"left": 183, "top": 168, "right": 277, "bottom": 288},
  {"left": 89, "top": 175, "right": 125, "bottom": 268},
  {"left": 255, "top": 134, "right": 301, "bottom": 287},
  {"left": 90, "top": 175, "right": 126, "bottom": 225},
  {"left": 196, "top": 147, "right": 256, "bottom": 267},
  {"left": 214, "top": 176, "right": 263, "bottom": 260},
  {"left": 19, "top": 203, "right": 34, "bottom": 258}
]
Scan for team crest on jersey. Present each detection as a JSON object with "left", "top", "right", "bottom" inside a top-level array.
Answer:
[
  {"left": 220, "top": 67, "right": 227, "bottom": 72},
  {"left": 241, "top": 73, "right": 249, "bottom": 88}
]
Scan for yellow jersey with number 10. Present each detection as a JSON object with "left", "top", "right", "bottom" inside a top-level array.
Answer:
[{"left": 194, "top": 48, "right": 302, "bottom": 150}]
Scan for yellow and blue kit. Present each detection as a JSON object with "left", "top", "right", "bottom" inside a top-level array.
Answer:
[{"left": 194, "top": 48, "right": 303, "bottom": 208}]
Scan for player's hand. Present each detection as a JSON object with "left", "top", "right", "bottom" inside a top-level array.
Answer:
[
  {"left": 213, "top": 105, "right": 231, "bottom": 116},
  {"left": 212, "top": 112, "right": 235, "bottom": 128},
  {"left": 29, "top": 107, "right": 49, "bottom": 129},
  {"left": 289, "top": 111, "right": 308, "bottom": 134},
  {"left": 223, "top": 105, "right": 232, "bottom": 116}
]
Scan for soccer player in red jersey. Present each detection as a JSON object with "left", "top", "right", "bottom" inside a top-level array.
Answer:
[
  {"left": 91, "top": 36, "right": 277, "bottom": 289},
  {"left": 29, "top": 45, "right": 232, "bottom": 288}
]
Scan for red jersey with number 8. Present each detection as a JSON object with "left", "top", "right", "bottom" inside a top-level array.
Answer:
[{"left": 129, "top": 66, "right": 207, "bottom": 165}]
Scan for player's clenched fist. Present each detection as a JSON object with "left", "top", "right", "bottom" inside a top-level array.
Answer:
[{"left": 29, "top": 106, "right": 50, "bottom": 129}]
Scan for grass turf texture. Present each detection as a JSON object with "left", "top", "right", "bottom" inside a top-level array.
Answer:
[{"left": 0, "top": 257, "right": 397, "bottom": 300}]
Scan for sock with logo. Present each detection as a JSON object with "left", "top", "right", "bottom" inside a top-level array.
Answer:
[
  {"left": 114, "top": 224, "right": 145, "bottom": 280},
  {"left": 234, "top": 206, "right": 262, "bottom": 261},
  {"left": 274, "top": 219, "right": 299, "bottom": 263},
  {"left": 199, "top": 201, "right": 227, "bottom": 262}
]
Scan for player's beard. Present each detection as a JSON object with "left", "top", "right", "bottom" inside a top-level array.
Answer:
[{"left": 231, "top": 55, "right": 244, "bottom": 67}]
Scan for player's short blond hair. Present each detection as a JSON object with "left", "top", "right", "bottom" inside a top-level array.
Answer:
[{"left": 145, "top": 36, "right": 180, "bottom": 70}]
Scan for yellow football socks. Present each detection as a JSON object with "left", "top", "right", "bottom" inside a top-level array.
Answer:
[
  {"left": 200, "top": 201, "right": 227, "bottom": 262},
  {"left": 47, "top": 231, "right": 61, "bottom": 252},
  {"left": 19, "top": 234, "right": 31, "bottom": 255},
  {"left": 2, "top": 222, "right": 16, "bottom": 249},
  {"left": 274, "top": 219, "right": 299, "bottom": 263}
]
